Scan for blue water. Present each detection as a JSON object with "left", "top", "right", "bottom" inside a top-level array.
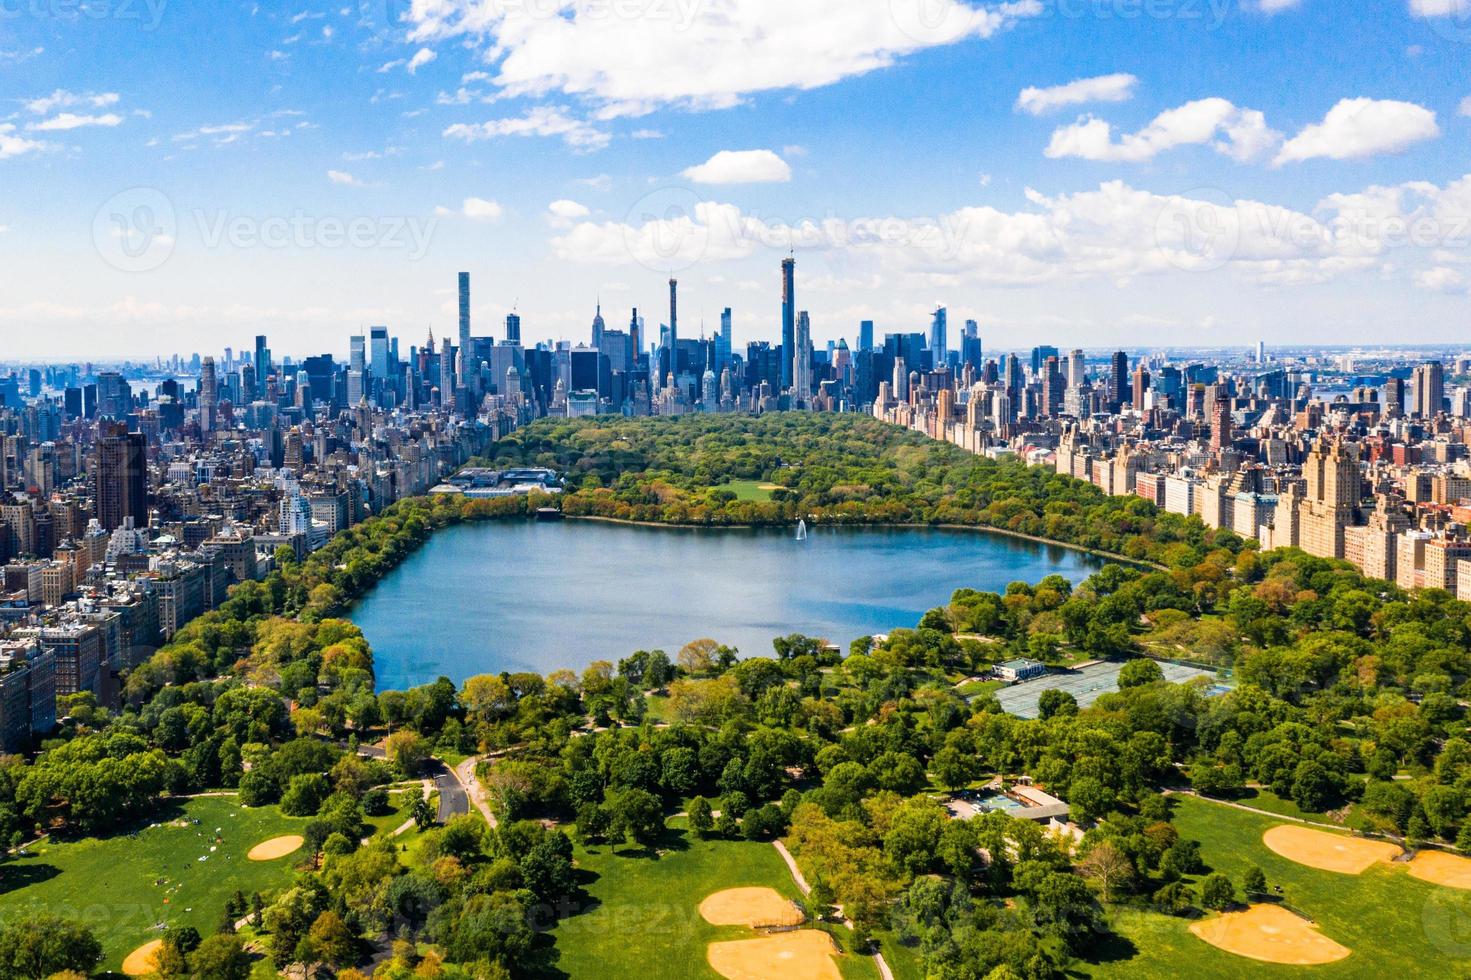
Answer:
[{"left": 350, "top": 521, "right": 1106, "bottom": 691}]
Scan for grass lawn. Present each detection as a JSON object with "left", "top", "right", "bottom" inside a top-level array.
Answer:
[
  {"left": 955, "top": 679, "right": 1004, "bottom": 700},
  {"left": 364, "top": 788, "right": 420, "bottom": 838},
  {"left": 722, "top": 480, "right": 778, "bottom": 502},
  {"left": 1225, "top": 787, "right": 1360, "bottom": 826},
  {"left": 0, "top": 796, "right": 310, "bottom": 972},
  {"left": 1080, "top": 795, "right": 1470, "bottom": 979},
  {"left": 544, "top": 819, "right": 879, "bottom": 980}
]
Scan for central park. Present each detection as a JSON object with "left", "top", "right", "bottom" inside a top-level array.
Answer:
[{"left": 2, "top": 413, "right": 1471, "bottom": 979}]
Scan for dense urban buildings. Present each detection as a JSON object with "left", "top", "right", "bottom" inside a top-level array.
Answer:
[{"left": 2, "top": 258, "right": 1471, "bottom": 750}]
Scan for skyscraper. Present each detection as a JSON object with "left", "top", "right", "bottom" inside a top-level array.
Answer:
[
  {"left": 859, "top": 320, "right": 874, "bottom": 353},
  {"left": 458, "top": 271, "right": 471, "bottom": 354},
  {"left": 370, "top": 326, "right": 390, "bottom": 381},
  {"left": 94, "top": 424, "right": 147, "bottom": 532},
  {"left": 930, "top": 306, "right": 947, "bottom": 365},
  {"left": 1412, "top": 361, "right": 1444, "bottom": 418},
  {"left": 665, "top": 279, "right": 678, "bottom": 383},
  {"left": 794, "top": 311, "right": 812, "bottom": 399},
  {"left": 961, "top": 319, "right": 982, "bottom": 373},
  {"left": 1210, "top": 386, "right": 1233, "bottom": 451},
  {"left": 591, "top": 302, "right": 606, "bottom": 350},
  {"left": 1132, "top": 364, "right": 1151, "bottom": 411},
  {"left": 1030, "top": 345, "right": 1059, "bottom": 376},
  {"left": 1109, "top": 351, "right": 1128, "bottom": 408},
  {"left": 199, "top": 357, "right": 218, "bottom": 433},
  {"left": 780, "top": 257, "right": 795, "bottom": 389},
  {"left": 253, "top": 335, "right": 268, "bottom": 396},
  {"left": 716, "top": 307, "right": 733, "bottom": 372},
  {"left": 505, "top": 313, "right": 522, "bottom": 346},
  {"left": 440, "top": 336, "right": 455, "bottom": 408}
]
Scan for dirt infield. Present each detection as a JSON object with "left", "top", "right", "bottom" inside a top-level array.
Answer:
[
  {"left": 121, "top": 939, "right": 162, "bottom": 976},
  {"left": 1262, "top": 825, "right": 1401, "bottom": 874},
  {"left": 698, "top": 887, "right": 805, "bottom": 927},
  {"left": 1408, "top": 850, "right": 1471, "bottom": 889},
  {"left": 1190, "top": 904, "right": 1351, "bottom": 965},
  {"left": 707, "top": 929, "right": 842, "bottom": 980},
  {"left": 247, "top": 834, "right": 304, "bottom": 861}
]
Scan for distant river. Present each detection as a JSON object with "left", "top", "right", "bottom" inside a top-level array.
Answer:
[{"left": 351, "top": 520, "right": 1107, "bottom": 691}]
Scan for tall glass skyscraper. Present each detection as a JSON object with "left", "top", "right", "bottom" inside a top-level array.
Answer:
[{"left": 780, "top": 257, "right": 795, "bottom": 389}]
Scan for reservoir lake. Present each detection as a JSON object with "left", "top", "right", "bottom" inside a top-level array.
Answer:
[{"left": 351, "top": 520, "right": 1108, "bottom": 691}]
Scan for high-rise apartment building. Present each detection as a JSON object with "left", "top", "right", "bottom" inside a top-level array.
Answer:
[
  {"left": 458, "top": 272, "right": 471, "bottom": 355},
  {"left": 794, "top": 311, "right": 812, "bottom": 400},
  {"left": 780, "top": 257, "right": 795, "bottom": 389},
  {"left": 93, "top": 425, "right": 148, "bottom": 532},
  {"left": 198, "top": 357, "right": 218, "bottom": 433},
  {"left": 1412, "top": 361, "right": 1444, "bottom": 419}
]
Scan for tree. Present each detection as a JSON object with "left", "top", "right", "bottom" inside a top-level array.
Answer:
[
  {"left": 1037, "top": 688, "right": 1078, "bottom": 720},
  {"left": 461, "top": 674, "right": 513, "bottom": 723},
  {"left": 1079, "top": 840, "right": 1133, "bottom": 902},
  {"left": 606, "top": 787, "right": 664, "bottom": 849},
  {"left": 677, "top": 638, "right": 720, "bottom": 675},
  {"left": 1118, "top": 658, "right": 1164, "bottom": 688},
  {"left": 1200, "top": 873, "right": 1236, "bottom": 910},
  {"left": 384, "top": 730, "right": 430, "bottom": 777},
  {"left": 306, "top": 910, "right": 357, "bottom": 968},
  {"left": 688, "top": 796, "right": 714, "bottom": 837},
  {"left": 412, "top": 794, "right": 436, "bottom": 830},
  {"left": 0, "top": 916, "right": 103, "bottom": 978},
  {"left": 1242, "top": 865, "right": 1267, "bottom": 896},
  {"left": 188, "top": 934, "right": 251, "bottom": 980}
]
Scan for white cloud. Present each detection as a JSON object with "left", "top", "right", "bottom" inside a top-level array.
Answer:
[
  {"left": 25, "top": 89, "right": 119, "bottom": 114},
  {"left": 1016, "top": 73, "right": 1137, "bottom": 115},
  {"left": 172, "top": 121, "right": 255, "bottom": 146},
  {"left": 681, "top": 149, "right": 792, "bottom": 184},
  {"left": 1255, "top": 0, "right": 1304, "bottom": 11},
  {"left": 1459, "top": 96, "right": 1471, "bottom": 117},
  {"left": 27, "top": 112, "right": 123, "bottom": 131},
  {"left": 1416, "top": 267, "right": 1468, "bottom": 293},
  {"left": 1410, "top": 0, "right": 1471, "bottom": 14},
  {"left": 548, "top": 176, "right": 1471, "bottom": 291},
  {"left": 407, "top": 0, "right": 1042, "bottom": 115},
  {"left": 1276, "top": 98, "right": 1439, "bottom": 164},
  {"left": 0, "top": 124, "right": 49, "bottom": 160},
  {"left": 444, "top": 106, "right": 609, "bottom": 151},
  {"left": 1046, "top": 98, "right": 1281, "bottom": 163},
  {"left": 327, "top": 169, "right": 365, "bottom": 186},
  {"left": 407, "top": 47, "right": 437, "bottom": 73},
  {"left": 548, "top": 199, "right": 591, "bottom": 219},
  {"left": 463, "top": 197, "right": 504, "bottom": 220}
]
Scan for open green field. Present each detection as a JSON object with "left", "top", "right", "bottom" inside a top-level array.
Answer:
[
  {"left": 722, "top": 479, "right": 779, "bottom": 502},
  {"left": 545, "top": 819, "right": 879, "bottom": 980},
  {"left": 0, "top": 796, "right": 310, "bottom": 972},
  {"left": 1082, "top": 795, "right": 1470, "bottom": 979}
]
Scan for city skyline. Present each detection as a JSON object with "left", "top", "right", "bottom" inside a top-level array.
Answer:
[{"left": 2, "top": 1, "right": 1470, "bottom": 356}]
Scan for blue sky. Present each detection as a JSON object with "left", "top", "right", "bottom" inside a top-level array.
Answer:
[{"left": 1, "top": 0, "right": 1469, "bottom": 359}]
